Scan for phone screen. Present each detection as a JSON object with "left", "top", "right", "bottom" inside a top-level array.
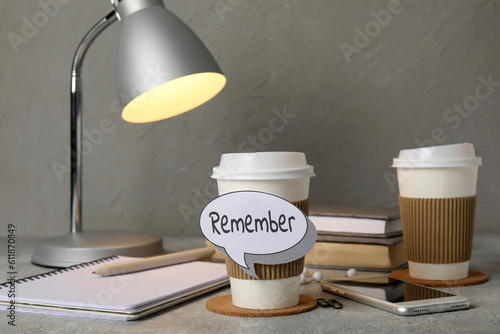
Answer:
[{"left": 328, "top": 276, "right": 455, "bottom": 303}]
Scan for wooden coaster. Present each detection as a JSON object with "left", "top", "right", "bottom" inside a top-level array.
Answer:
[
  {"left": 390, "top": 269, "right": 488, "bottom": 287},
  {"left": 206, "top": 294, "right": 317, "bottom": 317}
]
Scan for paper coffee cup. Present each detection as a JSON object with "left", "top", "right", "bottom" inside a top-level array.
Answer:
[
  {"left": 392, "top": 143, "right": 481, "bottom": 280},
  {"left": 211, "top": 152, "right": 315, "bottom": 309}
]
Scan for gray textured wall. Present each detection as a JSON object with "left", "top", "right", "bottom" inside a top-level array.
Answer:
[{"left": 1, "top": 0, "right": 499, "bottom": 239}]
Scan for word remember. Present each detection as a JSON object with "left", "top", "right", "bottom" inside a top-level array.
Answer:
[{"left": 209, "top": 211, "right": 296, "bottom": 235}]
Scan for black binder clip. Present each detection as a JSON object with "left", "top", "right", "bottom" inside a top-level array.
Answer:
[{"left": 316, "top": 298, "right": 343, "bottom": 309}]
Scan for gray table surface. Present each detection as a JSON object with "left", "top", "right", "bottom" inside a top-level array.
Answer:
[{"left": 0, "top": 234, "right": 498, "bottom": 334}]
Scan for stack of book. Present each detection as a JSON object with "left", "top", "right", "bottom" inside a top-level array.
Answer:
[{"left": 305, "top": 204, "right": 407, "bottom": 271}]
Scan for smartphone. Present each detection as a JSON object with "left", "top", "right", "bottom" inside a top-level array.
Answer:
[{"left": 321, "top": 275, "right": 470, "bottom": 316}]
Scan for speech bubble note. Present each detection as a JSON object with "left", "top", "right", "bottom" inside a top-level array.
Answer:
[{"left": 200, "top": 191, "right": 317, "bottom": 278}]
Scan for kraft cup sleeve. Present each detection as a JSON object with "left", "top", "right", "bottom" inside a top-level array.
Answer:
[
  {"left": 225, "top": 198, "right": 309, "bottom": 280},
  {"left": 398, "top": 196, "right": 477, "bottom": 264},
  {"left": 225, "top": 257, "right": 305, "bottom": 280}
]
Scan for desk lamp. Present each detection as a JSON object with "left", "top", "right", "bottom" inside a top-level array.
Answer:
[{"left": 32, "top": 0, "right": 226, "bottom": 267}]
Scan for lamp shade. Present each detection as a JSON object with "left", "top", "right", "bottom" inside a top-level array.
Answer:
[{"left": 115, "top": 0, "right": 226, "bottom": 123}]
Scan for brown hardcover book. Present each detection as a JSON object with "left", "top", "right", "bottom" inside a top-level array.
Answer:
[
  {"left": 305, "top": 239, "right": 407, "bottom": 270},
  {"left": 309, "top": 204, "right": 402, "bottom": 238},
  {"left": 316, "top": 234, "right": 404, "bottom": 246}
]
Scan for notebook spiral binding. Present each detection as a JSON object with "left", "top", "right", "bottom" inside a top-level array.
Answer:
[{"left": 0, "top": 255, "right": 119, "bottom": 289}]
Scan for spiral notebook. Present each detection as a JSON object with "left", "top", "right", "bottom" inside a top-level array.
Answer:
[{"left": 0, "top": 256, "right": 229, "bottom": 321}]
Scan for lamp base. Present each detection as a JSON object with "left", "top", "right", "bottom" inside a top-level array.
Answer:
[{"left": 32, "top": 230, "right": 164, "bottom": 267}]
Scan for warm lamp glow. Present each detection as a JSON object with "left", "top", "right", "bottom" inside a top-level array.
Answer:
[{"left": 122, "top": 72, "right": 226, "bottom": 123}]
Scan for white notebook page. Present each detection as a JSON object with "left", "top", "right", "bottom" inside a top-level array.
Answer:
[{"left": 0, "top": 257, "right": 228, "bottom": 312}]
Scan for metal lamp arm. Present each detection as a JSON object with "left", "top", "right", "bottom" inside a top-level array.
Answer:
[{"left": 70, "top": 10, "right": 119, "bottom": 233}]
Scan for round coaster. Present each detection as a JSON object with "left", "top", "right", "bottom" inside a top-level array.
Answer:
[
  {"left": 206, "top": 294, "right": 317, "bottom": 317},
  {"left": 390, "top": 269, "right": 488, "bottom": 287}
]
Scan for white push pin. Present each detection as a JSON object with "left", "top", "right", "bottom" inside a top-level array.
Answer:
[
  {"left": 300, "top": 270, "right": 323, "bottom": 285},
  {"left": 347, "top": 268, "right": 357, "bottom": 277},
  {"left": 312, "top": 271, "right": 323, "bottom": 282}
]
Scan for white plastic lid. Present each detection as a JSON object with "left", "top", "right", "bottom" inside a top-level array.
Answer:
[
  {"left": 391, "top": 143, "right": 482, "bottom": 168},
  {"left": 212, "top": 152, "right": 315, "bottom": 180}
]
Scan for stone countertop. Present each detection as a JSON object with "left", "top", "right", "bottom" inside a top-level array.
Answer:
[{"left": 0, "top": 234, "right": 498, "bottom": 334}]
